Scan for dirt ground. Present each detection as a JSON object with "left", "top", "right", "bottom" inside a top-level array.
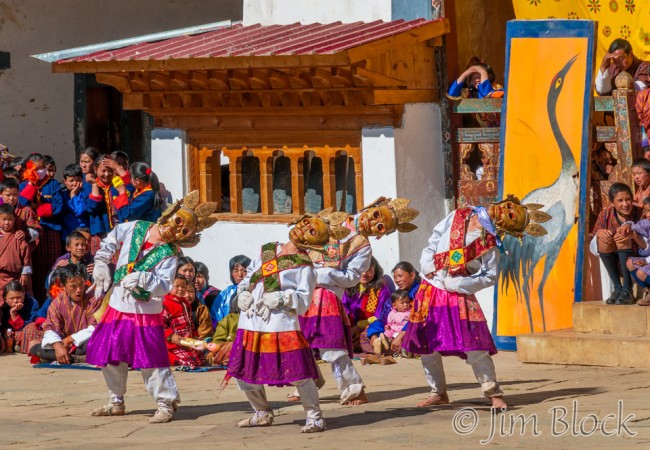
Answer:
[{"left": 1, "top": 351, "right": 649, "bottom": 449}]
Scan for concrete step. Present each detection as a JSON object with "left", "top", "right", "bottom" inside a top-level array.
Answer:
[
  {"left": 573, "top": 302, "right": 650, "bottom": 336},
  {"left": 517, "top": 330, "right": 650, "bottom": 368}
]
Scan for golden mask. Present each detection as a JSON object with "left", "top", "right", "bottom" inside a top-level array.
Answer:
[
  {"left": 357, "top": 205, "right": 398, "bottom": 236},
  {"left": 488, "top": 194, "right": 551, "bottom": 239},
  {"left": 289, "top": 217, "right": 331, "bottom": 247},
  {"left": 159, "top": 208, "right": 199, "bottom": 243}
]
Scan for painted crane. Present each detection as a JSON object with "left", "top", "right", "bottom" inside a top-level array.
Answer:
[{"left": 499, "top": 54, "right": 580, "bottom": 332}]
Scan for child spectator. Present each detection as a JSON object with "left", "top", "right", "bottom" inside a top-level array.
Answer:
[
  {"left": 2, "top": 167, "right": 19, "bottom": 181},
  {"left": 632, "top": 159, "right": 650, "bottom": 207},
  {"left": 626, "top": 197, "right": 650, "bottom": 305},
  {"left": 0, "top": 281, "right": 39, "bottom": 353},
  {"left": 114, "top": 162, "right": 164, "bottom": 223},
  {"left": 194, "top": 262, "right": 220, "bottom": 311},
  {"left": 79, "top": 147, "right": 101, "bottom": 186},
  {"left": 20, "top": 153, "right": 64, "bottom": 301},
  {"left": 105, "top": 151, "right": 131, "bottom": 185},
  {"left": 185, "top": 284, "right": 212, "bottom": 339},
  {"left": 370, "top": 290, "right": 411, "bottom": 356},
  {"left": 0, "top": 203, "right": 32, "bottom": 294},
  {"left": 86, "top": 154, "right": 132, "bottom": 240},
  {"left": 1, "top": 177, "right": 41, "bottom": 244},
  {"left": 29, "top": 263, "right": 100, "bottom": 364},
  {"left": 163, "top": 274, "right": 205, "bottom": 368},
  {"left": 206, "top": 294, "right": 240, "bottom": 366},
  {"left": 50, "top": 230, "right": 94, "bottom": 277},
  {"left": 590, "top": 182, "right": 643, "bottom": 304},
  {"left": 209, "top": 254, "right": 251, "bottom": 326},
  {"left": 60, "top": 163, "right": 89, "bottom": 241}
]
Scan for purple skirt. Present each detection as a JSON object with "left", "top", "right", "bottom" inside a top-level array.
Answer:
[
  {"left": 87, "top": 306, "right": 170, "bottom": 369},
  {"left": 402, "top": 280, "right": 497, "bottom": 358},
  {"left": 227, "top": 329, "right": 319, "bottom": 386},
  {"left": 299, "top": 287, "right": 353, "bottom": 357}
]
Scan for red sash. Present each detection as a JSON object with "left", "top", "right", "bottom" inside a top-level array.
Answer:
[{"left": 433, "top": 207, "right": 497, "bottom": 276}]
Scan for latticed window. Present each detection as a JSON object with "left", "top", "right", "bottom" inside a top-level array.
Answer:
[{"left": 189, "top": 145, "right": 362, "bottom": 221}]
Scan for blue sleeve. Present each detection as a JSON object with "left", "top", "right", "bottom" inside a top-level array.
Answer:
[
  {"left": 366, "top": 319, "right": 385, "bottom": 338},
  {"left": 36, "top": 298, "right": 52, "bottom": 319},
  {"left": 477, "top": 79, "right": 495, "bottom": 99},
  {"left": 116, "top": 190, "right": 154, "bottom": 222},
  {"left": 24, "top": 296, "right": 40, "bottom": 324},
  {"left": 18, "top": 181, "right": 30, "bottom": 207},
  {"left": 211, "top": 285, "right": 236, "bottom": 325},
  {"left": 45, "top": 182, "right": 64, "bottom": 216},
  {"left": 85, "top": 194, "right": 104, "bottom": 213},
  {"left": 69, "top": 193, "right": 87, "bottom": 216},
  {"left": 447, "top": 79, "right": 464, "bottom": 97}
]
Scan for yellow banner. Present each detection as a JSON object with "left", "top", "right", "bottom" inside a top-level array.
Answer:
[{"left": 513, "top": 0, "right": 650, "bottom": 64}]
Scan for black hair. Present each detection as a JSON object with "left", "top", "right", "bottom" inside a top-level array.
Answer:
[
  {"left": 230, "top": 291, "right": 241, "bottom": 314},
  {"left": 66, "top": 230, "right": 87, "bottom": 247},
  {"left": 130, "top": 162, "right": 164, "bottom": 210},
  {"left": 74, "top": 227, "right": 90, "bottom": 235},
  {"left": 643, "top": 196, "right": 650, "bottom": 208},
  {"left": 0, "top": 203, "right": 14, "bottom": 215},
  {"left": 466, "top": 56, "right": 497, "bottom": 84},
  {"left": 608, "top": 38, "right": 633, "bottom": 55},
  {"left": 632, "top": 159, "right": 650, "bottom": 173},
  {"left": 44, "top": 155, "right": 56, "bottom": 168},
  {"left": 28, "top": 152, "right": 44, "bottom": 163},
  {"left": 391, "top": 289, "right": 411, "bottom": 304},
  {"left": 3, "top": 168, "right": 18, "bottom": 179},
  {"left": 59, "top": 263, "right": 88, "bottom": 285},
  {"left": 595, "top": 146, "right": 610, "bottom": 158},
  {"left": 608, "top": 182, "right": 633, "bottom": 202},
  {"left": 63, "top": 163, "right": 82, "bottom": 179},
  {"left": 0, "top": 177, "right": 19, "bottom": 192},
  {"left": 176, "top": 256, "right": 196, "bottom": 280},
  {"left": 93, "top": 154, "right": 108, "bottom": 168},
  {"left": 173, "top": 273, "right": 190, "bottom": 285},
  {"left": 194, "top": 261, "right": 210, "bottom": 283},
  {"left": 3, "top": 280, "right": 24, "bottom": 300},
  {"left": 111, "top": 151, "right": 129, "bottom": 165},
  {"left": 12, "top": 156, "right": 27, "bottom": 170},
  {"left": 229, "top": 254, "right": 251, "bottom": 284},
  {"left": 346, "top": 256, "right": 385, "bottom": 296},
  {"left": 392, "top": 261, "right": 421, "bottom": 285},
  {"left": 81, "top": 147, "right": 101, "bottom": 162}
]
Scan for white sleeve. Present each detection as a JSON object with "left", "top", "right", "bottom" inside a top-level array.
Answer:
[
  {"left": 420, "top": 212, "right": 455, "bottom": 275},
  {"left": 589, "top": 235, "right": 599, "bottom": 256},
  {"left": 315, "top": 244, "right": 372, "bottom": 289},
  {"left": 28, "top": 227, "right": 40, "bottom": 243},
  {"left": 94, "top": 225, "right": 122, "bottom": 265},
  {"left": 284, "top": 265, "right": 317, "bottom": 316},
  {"left": 137, "top": 256, "right": 178, "bottom": 298},
  {"left": 238, "top": 253, "right": 262, "bottom": 293},
  {"left": 41, "top": 330, "right": 63, "bottom": 349},
  {"left": 442, "top": 247, "right": 499, "bottom": 295},
  {"left": 595, "top": 68, "right": 613, "bottom": 95},
  {"left": 71, "top": 325, "right": 95, "bottom": 347}
]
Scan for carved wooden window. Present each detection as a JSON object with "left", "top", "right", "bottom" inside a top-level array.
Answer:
[{"left": 190, "top": 145, "right": 362, "bottom": 222}]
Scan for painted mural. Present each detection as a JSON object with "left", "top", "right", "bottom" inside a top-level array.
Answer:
[{"left": 494, "top": 20, "right": 595, "bottom": 350}]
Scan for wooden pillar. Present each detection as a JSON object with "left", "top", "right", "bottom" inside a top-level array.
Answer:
[
  {"left": 612, "top": 72, "right": 643, "bottom": 191},
  {"left": 223, "top": 148, "right": 243, "bottom": 214},
  {"left": 186, "top": 141, "right": 200, "bottom": 193},
  {"left": 322, "top": 147, "right": 336, "bottom": 210},
  {"left": 210, "top": 149, "right": 222, "bottom": 211},
  {"left": 350, "top": 148, "right": 364, "bottom": 211},
  {"left": 198, "top": 147, "right": 212, "bottom": 203},
  {"left": 290, "top": 151, "right": 305, "bottom": 215},
  {"left": 258, "top": 148, "right": 274, "bottom": 215}
]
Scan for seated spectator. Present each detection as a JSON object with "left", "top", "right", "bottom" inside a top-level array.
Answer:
[
  {"left": 632, "top": 159, "right": 650, "bottom": 207},
  {"left": 114, "top": 162, "right": 164, "bottom": 223},
  {"left": 206, "top": 295, "right": 240, "bottom": 366},
  {"left": 186, "top": 284, "right": 212, "bottom": 340},
  {"left": 163, "top": 274, "right": 204, "bottom": 368},
  {"left": 51, "top": 230, "right": 94, "bottom": 273},
  {"left": 60, "top": 163, "right": 89, "bottom": 242},
  {"left": 626, "top": 196, "right": 650, "bottom": 305},
  {"left": 29, "top": 264, "right": 100, "bottom": 363},
  {"left": 1, "top": 178, "right": 41, "bottom": 245},
  {"left": 592, "top": 147, "right": 615, "bottom": 181},
  {"left": 2, "top": 167, "right": 19, "bottom": 181},
  {"left": 369, "top": 290, "right": 411, "bottom": 357},
  {"left": 194, "top": 261, "right": 220, "bottom": 311},
  {"left": 392, "top": 261, "right": 422, "bottom": 300},
  {"left": 0, "top": 203, "right": 32, "bottom": 294},
  {"left": 342, "top": 256, "right": 394, "bottom": 353},
  {"left": 596, "top": 38, "right": 649, "bottom": 96},
  {"left": 0, "top": 281, "right": 39, "bottom": 353},
  {"left": 176, "top": 256, "right": 196, "bottom": 282},
  {"left": 590, "top": 182, "right": 643, "bottom": 304},
  {"left": 209, "top": 255, "right": 251, "bottom": 326}
]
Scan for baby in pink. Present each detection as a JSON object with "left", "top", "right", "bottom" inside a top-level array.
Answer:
[{"left": 384, "top": 291, "right": 411, "bottom": 339}]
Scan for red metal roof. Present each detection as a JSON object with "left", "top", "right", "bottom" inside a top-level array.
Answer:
[{"left": 57, "top": 19, "right": 435, "bottom": 63}]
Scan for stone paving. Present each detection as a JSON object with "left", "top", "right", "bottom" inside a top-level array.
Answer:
[{"left": 1, "top": 351, "right": 649, "bottom": 449}]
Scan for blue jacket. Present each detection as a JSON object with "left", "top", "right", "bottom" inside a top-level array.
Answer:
[
  {"left": 210, "top": 284, "right": 237, "bottom": 327},
  {"left": 116, "top": 189, "right": 162, "bottom": 223},
  {"left": 84, "top": 183, "right": 133, "bottom": 235},
  {"left": 0, "top": 295, "right": 39, "bottom": 331},
  {"left": 61, "top": 185, "right": 89, "bottom": 240},
  {"left": 19, "top": 179, "right": 64, "bottom": 231}
]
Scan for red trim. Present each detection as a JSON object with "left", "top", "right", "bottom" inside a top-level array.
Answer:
[
  {"left": 36, "top": 203, "right": 53, "bottom": 218},
  {"left": 88, "top": 194, "right": 103, "bottom": 202},
  {"left": 8, "top": 315, "right": 25, "bottom": 331},
  {"left": 113, "top": 192, "right": 129, "bottom": 209},
  {"left": 121, "top": 172, "right": 131, "bottom": 185},
  {"left": 20, "top": 183, "right": 39, "bottom": 202}
]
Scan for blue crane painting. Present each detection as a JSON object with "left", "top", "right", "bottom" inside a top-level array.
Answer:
[{"left": 494, "top": 20, "right": 594, "bottom": 350}]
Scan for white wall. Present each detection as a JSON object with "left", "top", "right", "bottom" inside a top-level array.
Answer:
[
  {"left": 151, "top": 129, "right": 186, "bottom": 202},
  {"left": 243, "top": 0, "right": 392, "bottom": 25},
  {"left": 0, "top": 0, "right": 242, "bottom": 174},
  {"left": 394, "top": 103, "right": 447, "bottom": 267}
]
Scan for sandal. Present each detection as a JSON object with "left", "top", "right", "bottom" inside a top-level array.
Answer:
[{"left": 91, "top": 403, "right": 126, "bottom": 417}]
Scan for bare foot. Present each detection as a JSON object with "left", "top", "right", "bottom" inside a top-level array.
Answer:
[
  {"left": 490, "top": 396, "right": 508, "bottom": 412},
  {"left": 416, "top": 392, "right": 450, "bottom": 407},
  {"left": 342, "top": 390, "right": 369, "bottom": 406},
  {"left": 286, "top": 394, "right": 301, "bottom": 402}
]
